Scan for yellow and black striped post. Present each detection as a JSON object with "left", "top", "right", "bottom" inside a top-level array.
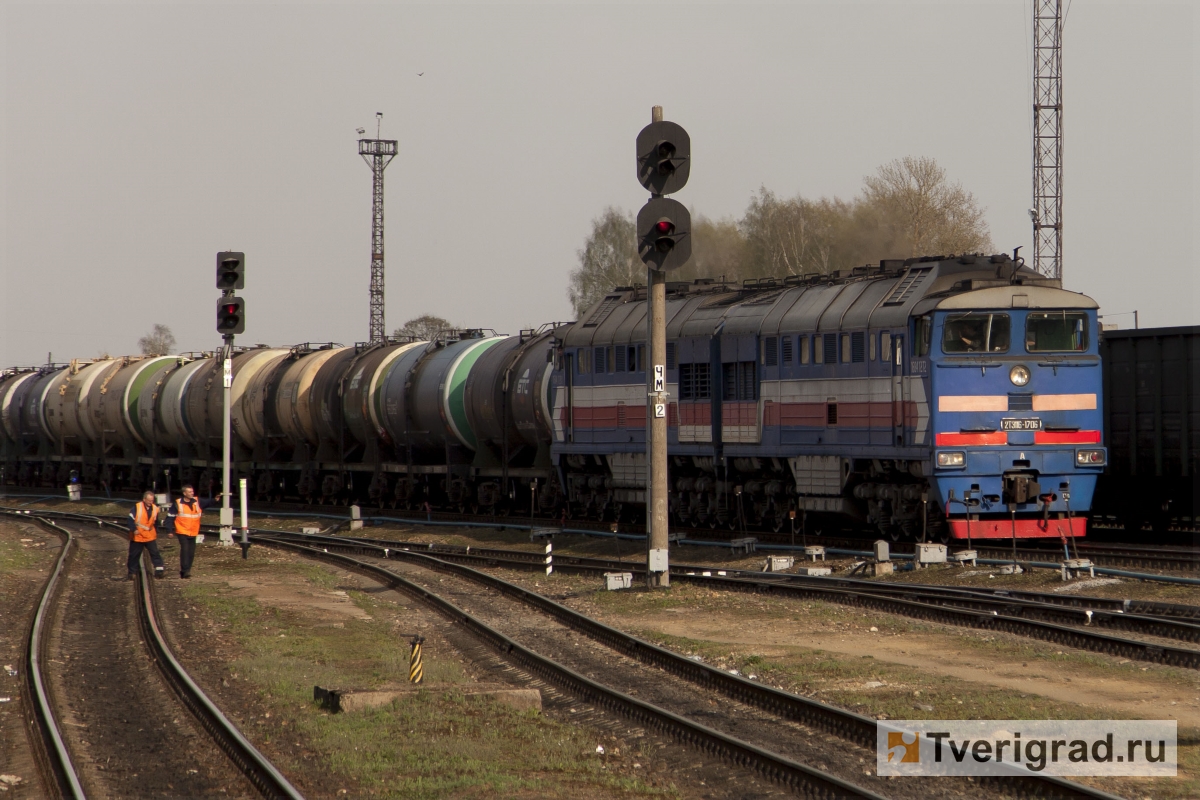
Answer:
[{"left": 408, "top": 636, "right": 425, "bottom": 684}]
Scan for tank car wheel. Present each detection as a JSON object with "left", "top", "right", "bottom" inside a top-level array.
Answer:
[
  {"left": 770, "top": 515, "right": 785, "bottom": 534},
  {"left": 887, "top": 526, "right": 904, "bottom": 542}
]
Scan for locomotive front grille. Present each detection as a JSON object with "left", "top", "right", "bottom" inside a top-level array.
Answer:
[{"left": 1007, "top": 393, "right": 1034, "bottom": 411}]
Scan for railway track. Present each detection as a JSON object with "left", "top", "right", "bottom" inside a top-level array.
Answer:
[
  {"left": 255, "top": 530, "right": 1123, "bottom": 800},
  {"left": 261, "top": 528, "right": 1200, "bottom": 671},
  {"left": 9, "top": 511, "right": 303, "bottom": 800},
  {"left": 3, "top": 490, "right": 1195, "bottom": 571}
]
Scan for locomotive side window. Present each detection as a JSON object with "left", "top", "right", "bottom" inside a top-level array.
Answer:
[
  {"left": 912, "top": 316, "right": 932, "bottom": 357},
  {"left": 1026, "top": 312, "right": 1088, "bottom": 352},
  {"left": 840, "top": 334, "right": 851, "bottom": 363},
  {"left": 679, "top": 363, "right": 712, "bottom": 400},
  {"left": 799, "top": 336, "right": 811, "bottom": 365},
  {"left": 813, "top": 335, "right": 823, "bottom": 364},
  {"left": 577, "top": 349, "right": 590, "bottom": 374},
  {"left": 869, "top": 333, "right": 876, "bottom": 362},
  {"left": 942, "top": 313, "right": 1011, "bottom": 354},
  {"left": 880, "top": 333, "right": 891, "bottom": 362}
]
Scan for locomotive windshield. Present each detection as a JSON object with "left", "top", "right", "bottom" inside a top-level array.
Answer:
[
  {"left": 941, "top": 313, "right": 1010, "bottom": 354},
  {"left": 1025, "top": 311, "right": 1089, "bottom": 352}
]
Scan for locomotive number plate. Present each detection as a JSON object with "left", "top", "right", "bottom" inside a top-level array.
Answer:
[{"left": 1001, "top": 418, "right": 1042, "bottom": 431}]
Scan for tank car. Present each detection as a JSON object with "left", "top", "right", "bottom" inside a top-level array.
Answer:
[{"left": 550, "top": 254, "right": 1106, "bottom": 541}]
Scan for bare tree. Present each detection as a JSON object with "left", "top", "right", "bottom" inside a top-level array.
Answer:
[
  {"left": 862, "top": 156, "right": 992, "bottom": 257},
  {"left": 138, "top": 324, "right": 175, "bottom": 356},
  {"left": 392, "top": 314, "right": 453, "bottom": 341},
  {"left": 567, "top": 207, "right": 641, "bottom": 318},
  {"left": 678, "top": 214, "right": 747, "bottom": 283}
]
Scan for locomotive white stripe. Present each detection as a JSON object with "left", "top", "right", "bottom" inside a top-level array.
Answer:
[
  {"left": 1032, "top": 393, "right": 1097, "bottom": 411},
  {"left": 938, "top": 395, "right": 1009, "bottom": 412}
]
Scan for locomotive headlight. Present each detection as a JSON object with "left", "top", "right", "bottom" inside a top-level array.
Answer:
[
  {"left": 1009, "top": 365, "right": 1031, "bottom": 387},
  {"left": 936, "top": 451, "right": 966, "bottom": 468},
  {"left": 1076, "top": 449, "right": 1106, "bottom": 466}
]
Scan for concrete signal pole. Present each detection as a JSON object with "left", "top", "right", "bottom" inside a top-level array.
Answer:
[
  {"left": 215, "top": 252, "right": 246, "bottom": 545},
  {"left": 635, "top": 106, "right": 691, "bottom": 588}
]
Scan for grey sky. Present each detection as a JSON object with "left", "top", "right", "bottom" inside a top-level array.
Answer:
[{"left": 2, "top": 2, "right": 1195, "bottom": 366}]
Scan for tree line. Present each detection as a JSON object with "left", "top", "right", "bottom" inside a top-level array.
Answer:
[{"left": 567, "top": 156, "right": 992, "bottom": 317}]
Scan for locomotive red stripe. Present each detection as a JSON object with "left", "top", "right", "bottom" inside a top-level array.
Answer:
[
  {"left": 935, "top": 431, "right": 1007, "bottom": 446},
  {"left": 1034, "top": 430, "right": 1101, "bottom": 444},
  {"left": 949, "top": 516, "right": 1086, "bottom": 539}
]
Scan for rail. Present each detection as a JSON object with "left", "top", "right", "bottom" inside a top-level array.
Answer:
[
  {"left": 19, "top": 515, "right": 87, "bottom": 799},
  {"left": 256, "top": 532, "right": 1123, "bottom": 800}
]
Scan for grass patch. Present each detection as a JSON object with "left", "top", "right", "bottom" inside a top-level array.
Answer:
[
  {"left": 179, "top": 551, "right": 673, "bottom": 798},
  {"left": 0, "top": 533, "right": 45, "bottom": 572}
]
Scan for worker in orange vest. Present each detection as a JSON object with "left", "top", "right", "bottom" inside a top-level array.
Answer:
[
  {"left": 167, "top": 483, "right": 212, "bottom": 579},
  {"left": 126, "top": 490, "right": 165, "bottom": 580}
]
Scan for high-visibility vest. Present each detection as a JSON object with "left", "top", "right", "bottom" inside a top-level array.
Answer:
[
  {"left": 132, "top": 503, "right": 158, "bottom": 543},
  {"left": 174, "top": 498, "right": 202, "bottom": 537}
]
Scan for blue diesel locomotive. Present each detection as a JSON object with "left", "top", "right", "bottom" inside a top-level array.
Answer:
[{"left": 552, "top": 253, "right": 1106, "bottom": 540}]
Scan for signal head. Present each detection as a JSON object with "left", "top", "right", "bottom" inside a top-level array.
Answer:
[
  {"left": 636, "top": 121, "right": 690, "bottom": 195},
  {"left": 216, "top": 295, "right": 245, "bottom": 335},
  {"left": 637, "top": 198, "right": 691, "bottom": 272},
  {"left": 216, "top": 251, "right": 245, "bottom": 291}
]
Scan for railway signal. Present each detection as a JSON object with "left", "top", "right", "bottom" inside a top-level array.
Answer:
[
  {"left": 215, "top": 250, "right": 246, "bottom": 546},
  {"left": 636, "top": 120, "right": 690, "bottom": 196},
  {"left": 216, "top": 296, "right": 245, "bottom": 335},
  {"left": 636, "top": 108, "right": 692, "bottom": 590},
  {"left": 216, "top": 251, "right": 245, "bottom": 291},
  {"left": 637, "top": 198, "right": 692, "bottom": 272}
]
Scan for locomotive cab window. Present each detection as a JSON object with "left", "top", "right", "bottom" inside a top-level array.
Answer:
[
  {"left": 942, "top": 313, "right": 1011, "bottom": 354},
  {"left": 1026, "top": 312, "right": 1088, "bottom": 352},
  {"left": 912, "top": 316, "right": 932, "bottom": 357}
]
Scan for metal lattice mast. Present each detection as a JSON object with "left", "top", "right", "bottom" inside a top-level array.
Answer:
[
  {"left": 359, "top": 114, "right": 397, "bottom": 344},
  {"left": 1032, "top": 0, "right": 1063, "bottom": 280}
]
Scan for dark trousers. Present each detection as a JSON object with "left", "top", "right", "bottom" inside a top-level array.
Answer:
[
  {"left": 127, "top": 539, "right": 164, "bottom": 575},
  {"left": 177, "top": 535, "right": 197, "bottom": 574}
]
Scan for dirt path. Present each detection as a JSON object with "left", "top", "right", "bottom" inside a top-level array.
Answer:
[{"left": 637, "top": 609, "right": 1200, "bottom": 727}]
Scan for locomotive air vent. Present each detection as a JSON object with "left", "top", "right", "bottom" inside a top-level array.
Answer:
[
  {"left": 1007, "top": 393, "right": 1033, "bottom": 411},
  {"left": 583, "top": 295, "right": 622, "bottom": 328},
  {"left": 882, "top": 267, "right": 932, "bottom": 306}
]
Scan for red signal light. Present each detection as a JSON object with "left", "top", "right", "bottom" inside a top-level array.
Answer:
[
  {"left": 222, "top": 304, "right": 239, "bottom": 315},
  {"left": 655, "top": 220, "right": 674, "bottom": 235}
]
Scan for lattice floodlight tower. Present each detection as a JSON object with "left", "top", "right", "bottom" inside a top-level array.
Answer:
[
  {"left": 1032, "top": 0, "right": 1063, "bottom": 281},
  {"left": 359, "top": 120, "right": 398, "bottom": 344}
]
